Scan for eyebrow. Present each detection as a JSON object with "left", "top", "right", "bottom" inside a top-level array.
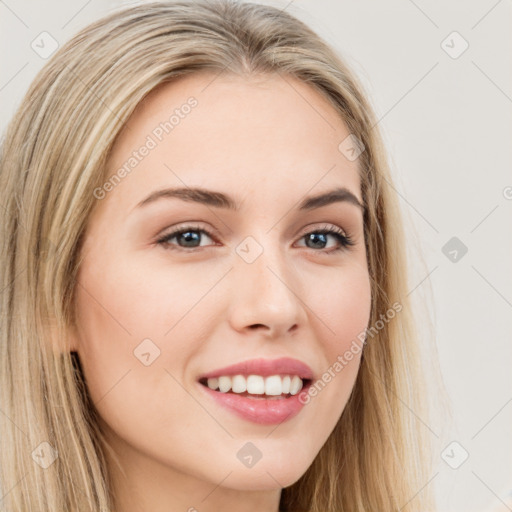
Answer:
[{"left": 134, "top": 186, "right": 364, "bottom": 212}]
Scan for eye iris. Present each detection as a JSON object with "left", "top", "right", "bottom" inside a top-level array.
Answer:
[
  {"left": 179, "top": 231, "right": 201, "bottom": 247},
  {"left": 306, "top": 232, "right": 328, "bottom": 249}
]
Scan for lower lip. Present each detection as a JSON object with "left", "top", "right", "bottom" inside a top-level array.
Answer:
[{"left": 198, "top": 382, "right": 311, "bottom": 425}]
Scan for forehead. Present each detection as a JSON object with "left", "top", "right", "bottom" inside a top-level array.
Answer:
[{"left": 101, "top": 71, "right": 362, "bottom": 216}]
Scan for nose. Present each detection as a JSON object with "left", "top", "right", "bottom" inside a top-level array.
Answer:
[{"left": 228, "top": 239, "right": 307, "bottom": 339}]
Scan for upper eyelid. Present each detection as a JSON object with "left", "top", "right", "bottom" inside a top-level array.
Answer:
[{"left": 159, "top": 223, "right": 218, "bottom": 240}]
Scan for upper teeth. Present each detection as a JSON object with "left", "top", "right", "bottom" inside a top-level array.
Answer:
[{"left": 206, "top": 375, "right": 304, "bottom": 396}]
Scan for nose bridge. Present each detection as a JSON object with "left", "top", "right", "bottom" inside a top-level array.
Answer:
[{"left": 229, "top": 231, "right": 305, "bottom": 334}]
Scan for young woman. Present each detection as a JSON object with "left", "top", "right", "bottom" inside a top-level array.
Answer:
[{"left": 0, "top": 1, "right": 435, "bottom": 510}]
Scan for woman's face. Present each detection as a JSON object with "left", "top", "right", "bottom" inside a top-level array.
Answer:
[{"left": 71, "top": 71, "right": 371, "bottom": 501}]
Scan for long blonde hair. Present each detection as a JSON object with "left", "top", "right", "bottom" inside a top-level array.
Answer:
[{"left": 0, "top": 1, "right": 435, "bottom": 510}]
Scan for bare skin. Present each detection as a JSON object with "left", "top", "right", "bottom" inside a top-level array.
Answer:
[{"left": 70, "top": 71, "right": 372, "bottom": 512}]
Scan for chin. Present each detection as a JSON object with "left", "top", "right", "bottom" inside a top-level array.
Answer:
[{"left": 218, "top": 453, "right": 313, "bottom": 490}]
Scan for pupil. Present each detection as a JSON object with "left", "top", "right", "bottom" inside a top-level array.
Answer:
[
  {"left": 180, "top": 231, "right": 199, "bottom": 247},
  {"left": 307, "top": 233, "right": 326, "bottom": 249}
]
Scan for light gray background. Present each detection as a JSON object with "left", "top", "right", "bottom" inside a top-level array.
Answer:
[{"left": 1, "top": 1, "right": 511, "bottom": 511}]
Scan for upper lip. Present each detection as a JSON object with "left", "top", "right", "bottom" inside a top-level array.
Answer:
[{"left": 198, "top": 357, "right": 314, "bottom": 381}]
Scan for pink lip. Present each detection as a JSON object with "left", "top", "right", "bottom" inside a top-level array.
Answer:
[
  {"left": 198, "top": 381, "right": 312, "bottom": 425},
  {"left": 197, "top": 357, "right": 315, "bottom": 380}
]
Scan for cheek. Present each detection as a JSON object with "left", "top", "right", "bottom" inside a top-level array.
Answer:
[
  {"left": 72, "top": 259, "right": 168, "bottom": 402},
  {"left": 75, "top": 252, "right": 209, "bottom": 347},
  {"left": 301, "top": 263, "right": 371, "bottom": 403},
  {"left": 313, "top": 263, "right": 372, "bottom": 354},
  {"left": 72, "top": 269, "right": 198, "bottom": 451},
  {"left": 73, "top": 255, "right": 218, "bottom": 408}
]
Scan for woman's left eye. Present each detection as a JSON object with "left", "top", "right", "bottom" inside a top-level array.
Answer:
[
  {"left": 156, "top": 224, "right": 354, "bottom": 254},
  {"left": 296, "top": 226, "right": 355, "bottom": 253}
]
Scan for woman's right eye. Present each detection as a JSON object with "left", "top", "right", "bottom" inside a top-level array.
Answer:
[{"left": 156, "top": 225, "right": 217, "bottom": 251}]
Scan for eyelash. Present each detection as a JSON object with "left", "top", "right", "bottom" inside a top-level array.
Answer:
[{"left": 156, "top": 223, "right": 355, "bottom": 254}]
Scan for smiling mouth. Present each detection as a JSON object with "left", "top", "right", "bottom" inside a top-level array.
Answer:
[{"left": 198, "top": 376, "right": 312, "bottom": 399}]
